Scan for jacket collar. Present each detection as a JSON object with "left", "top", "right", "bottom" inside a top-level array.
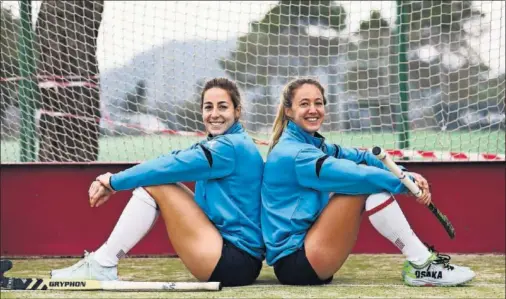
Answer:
[
  {"left": 207, "top": 121, "right": 243, "bottom": 140},
  {"left": 285, "top": 120, "right": 325, "bottom": 148}
]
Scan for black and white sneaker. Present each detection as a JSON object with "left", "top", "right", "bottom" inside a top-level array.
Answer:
[{"left": 402, "top": 251, "right": 475, "bottom": 287}]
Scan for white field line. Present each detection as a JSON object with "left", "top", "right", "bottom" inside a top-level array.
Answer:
[{"left": 242, "top": 283, "right": 504, "bottom": 288}]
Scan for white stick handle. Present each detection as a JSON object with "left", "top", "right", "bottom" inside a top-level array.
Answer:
[
  {"left": 100, "top": 281, "right": 222, "bottom": 291},
  {"left": 371, "top": 146, "right": 422, "bottom": 197},
  {"left": 16, "top": 278, "right": 222, "bottom": 291}
]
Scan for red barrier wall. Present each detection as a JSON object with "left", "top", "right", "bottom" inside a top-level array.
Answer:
[{"left": 1, "top": 162, "right": 504, "bottom": 257}]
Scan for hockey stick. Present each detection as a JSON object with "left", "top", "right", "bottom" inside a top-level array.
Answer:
[
  {"left": 372, "top": 146, "right": 456, "bottom": 239},
  {"left": 1, "top": 276, "right": 222, "bottom": 291}
]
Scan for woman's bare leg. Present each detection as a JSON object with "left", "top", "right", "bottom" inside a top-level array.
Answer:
[
  {"left": 144, "top": 184, "right": 223, "bottom": 281},
  {"left": 304, "top": 194, "right": 367, "bottom": 279}
]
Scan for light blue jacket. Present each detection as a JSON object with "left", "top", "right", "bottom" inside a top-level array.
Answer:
[
  {"left": 110, "top": 122, "right": 265, "bottom": 260},
  {"left": 261, "top": 121, "right": 410, "bottom": 265}
]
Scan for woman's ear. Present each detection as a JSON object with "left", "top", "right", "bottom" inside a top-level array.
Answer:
[
  {"left": 235, "top": 105, "right": 242, "bottom": 121},
  {"left": 284, "top": 107, "right": 293, "bottom": 119}
]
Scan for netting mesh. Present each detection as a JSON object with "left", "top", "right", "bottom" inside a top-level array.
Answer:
[{"left": 1, "top": 1, "right": 504, "bottom": 162}]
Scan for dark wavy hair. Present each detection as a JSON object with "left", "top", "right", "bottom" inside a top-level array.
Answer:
[{"left": 200, "top": 77, "right": 242, "bottom": 109}]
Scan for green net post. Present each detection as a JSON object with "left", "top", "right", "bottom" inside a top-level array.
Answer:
[
  {"left": 17, "top": 0, "right": 38, "bottom": 162},
  {"left": 396, "top": 0, "right": 410, "bottom": 150}
]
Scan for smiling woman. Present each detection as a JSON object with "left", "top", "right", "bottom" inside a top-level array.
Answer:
[
  {"left": 49, "top": 77, "right": 265, "bottom": 287},
  {"left": 283, "top": 83, "right": 325, "bottom": 134},
  {"left": 268, "top": 78, "right": 328, "bottom": 153},
  {"left": 200, "top": 78, "right": 242, "bottom": 136},
  {"left": 261, "top": 77, "right": 475, "bottom": 287}
]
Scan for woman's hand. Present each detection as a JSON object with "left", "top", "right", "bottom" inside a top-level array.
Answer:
[
  {"left": 88, "top": 180, "right": 112, "bottom": 207},
  {"left": 408, "top": 172, "right": 432, "bottom": 206},
  {"left": 95, "top": 172, "right": 114, "bottom": 191},
  {"left": 88, "top": 173, "right": 116, "bottom": 208}
]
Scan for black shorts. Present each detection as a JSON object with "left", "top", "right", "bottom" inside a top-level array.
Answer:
[
  {"left": 208, "top": 239, "right": 262, "bottom": 287},
  {"left": 273, "top": 246, "right": 333, "bottom": 285}
]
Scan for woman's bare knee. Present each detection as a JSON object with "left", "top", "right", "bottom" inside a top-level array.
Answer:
[
  {"left": 304, "top": 194, "right": 367, "bottom": 278},
  {"left": 305, "top": 240, "right": 352, "bottom": 279}
]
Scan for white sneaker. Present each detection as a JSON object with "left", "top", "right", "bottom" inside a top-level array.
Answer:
[
  {"left": 50, "top": 251, "right": 118, "bottom": 281},
  {"left": 50, "top": 251, "right": 90, "bottom": 277},
  {"left": 402, "top": 253, "right": 475, "bottom": 287}
]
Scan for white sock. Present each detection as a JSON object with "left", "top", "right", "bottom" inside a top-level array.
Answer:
[
  {"left": 366, "top": 192, "right": 432, "bottom": 266},
  {"left": 93, "top": 188, "right": 159, "bottom": 267}
]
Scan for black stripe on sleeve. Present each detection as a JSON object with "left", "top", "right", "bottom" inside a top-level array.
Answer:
[
  {"left": 316, "top": 155, "right": 330, "bottom": 178},
  {"left": 358, "top": 148, "right": 368, "bottom": 166},
  {"left": 198, "top": 144, "right": 213, "bottom": 167},
  {"left": 333, "top": 144, "right": 339, "bottom": 158}
]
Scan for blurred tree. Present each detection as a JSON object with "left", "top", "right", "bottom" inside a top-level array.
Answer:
[
  {"left": 174, "top": 78, "right": 205, "bottom": 132},
  {"left": 404, "top": 1, "right": 486, "bottom": 99},
  {"left": 343, "top": 1, "right": 502, "bottom": 131},
  {"left": 219, "top": 0, "right": 346, "bottom": 86},
  {"left": 218, "top": 0, "right": 347, "bottom": 130},
  {"left": 35, "top": 1, "right": 104, "bottom": 161},
  {"left": 219, "top": 0, "right": 501, "bottom": 132},
  {"left": 344, "top": 11, "right": 392, "bottom": 99},
  {"left": 404, "top": 1, "right": 504, "bottom": 130},
  {"left": 124, "top": 80, "right": 148, "bottom": 113},
  {"left": 337, "top": 10, "right": 394, "bottom": 130}
]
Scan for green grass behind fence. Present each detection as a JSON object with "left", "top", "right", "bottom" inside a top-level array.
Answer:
[{"left": 1, "top": 130, "right": 504, "bottom": 162}]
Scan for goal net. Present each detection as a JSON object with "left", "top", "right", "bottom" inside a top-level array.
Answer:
[{"left": 1, "top": 1, "right": 504, "bottom": 162}]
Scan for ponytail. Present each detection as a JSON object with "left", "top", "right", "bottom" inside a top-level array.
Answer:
[{"left": 268, "top": 98, "right": 288, "bottom": 154}]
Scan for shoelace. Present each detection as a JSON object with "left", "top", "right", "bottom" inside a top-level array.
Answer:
[{"left": 423, "top": 243, "right": 454, "bottom": 271}]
